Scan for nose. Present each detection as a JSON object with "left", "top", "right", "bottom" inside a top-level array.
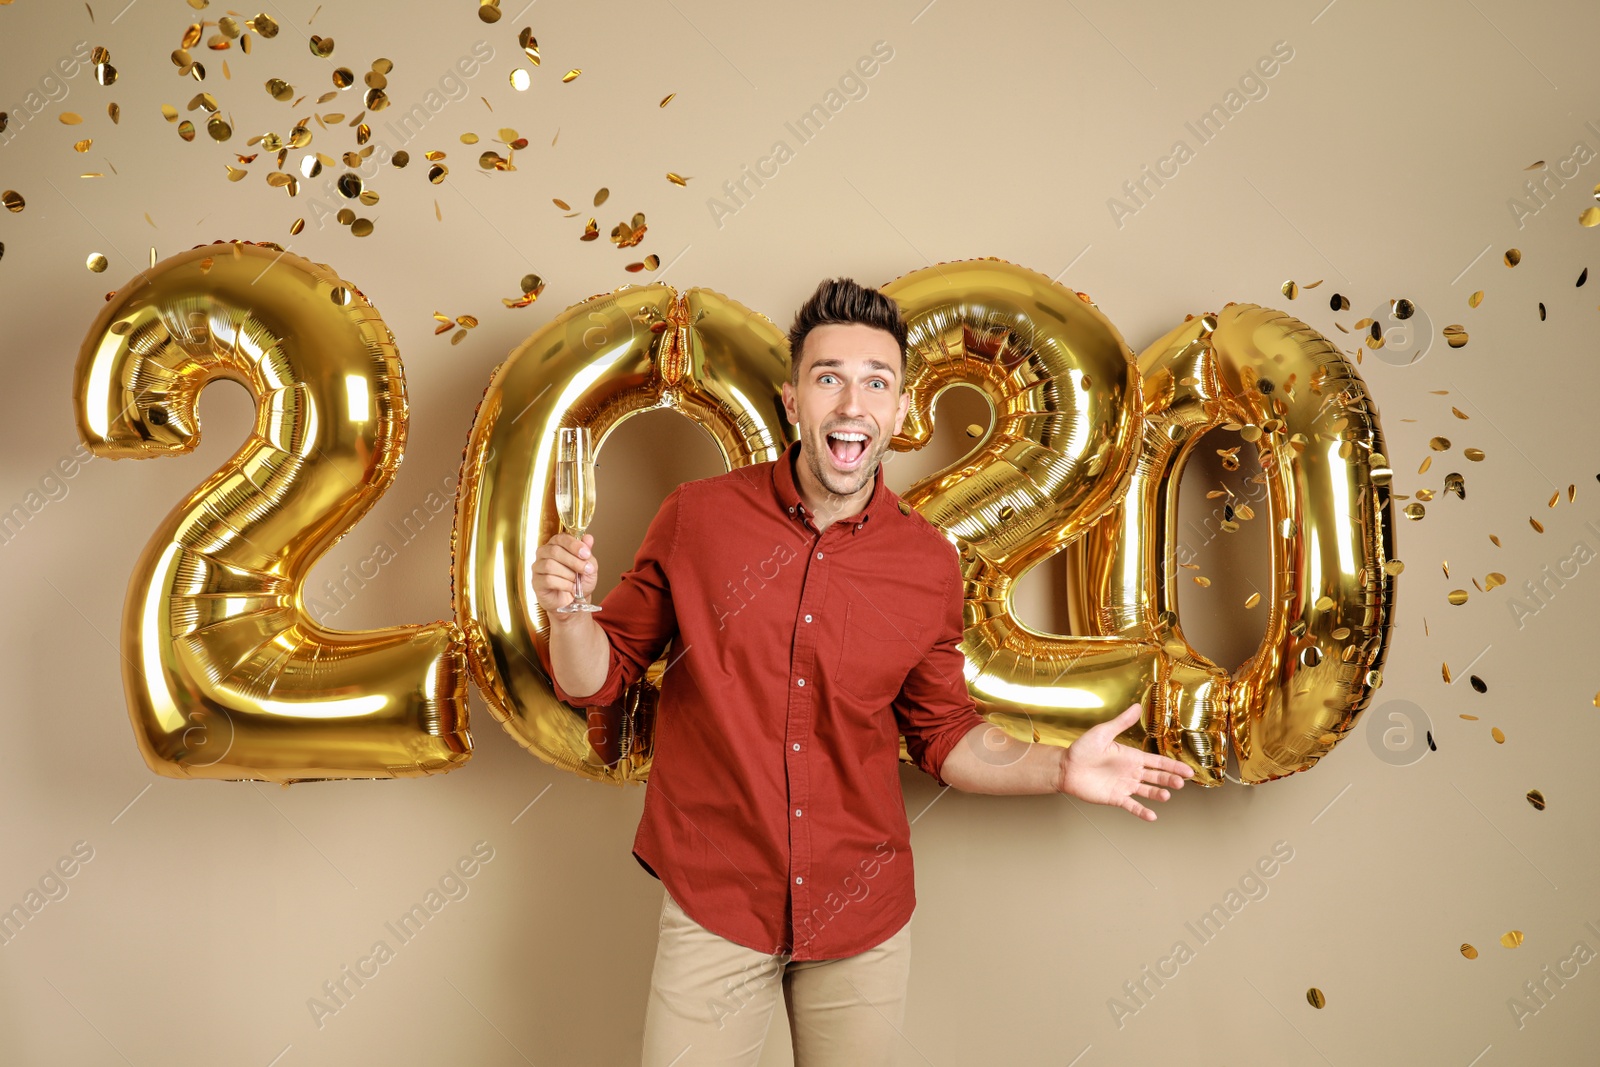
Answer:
[{"left": 834, "top": 379, "right": 866, "bottom": 418}]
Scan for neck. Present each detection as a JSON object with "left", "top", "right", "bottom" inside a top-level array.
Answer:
[{"left": 793, "top": 447, "right": 874, "bottom": 533}]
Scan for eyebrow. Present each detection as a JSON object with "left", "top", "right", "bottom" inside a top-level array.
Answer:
[{"left": 809, "top": 358, "right": 896, "bottom": 374}]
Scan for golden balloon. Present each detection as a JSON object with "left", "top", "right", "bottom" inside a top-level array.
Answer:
[
  {"left": 72, "top": 241, "right": 471, "bottom": 783},
  {"left": 452, "top": 283, "right": 795, "bottom": 784}
]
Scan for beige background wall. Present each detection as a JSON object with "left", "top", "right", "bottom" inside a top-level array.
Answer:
[{"left": 2, "top": 0, "right": 1597, "bottom": 1063}]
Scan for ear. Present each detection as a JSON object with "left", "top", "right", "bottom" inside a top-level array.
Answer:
[
  {"left": 891, "top": 380, "right": 910, "bottom": 436},
  {"left": 781, "top": 380, "right": 798, "bottom": 425}
]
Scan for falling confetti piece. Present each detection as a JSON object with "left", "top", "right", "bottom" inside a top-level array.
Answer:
[
  {"left": 666, "top": 172, "right": 690, "bottom": 186},
  {"left": 1492, "top": 727, "right": 1506, "bottom": 744},
  {"left": 1581, "top": 207, "right": 1600, "bottom": 228},
  {"left": 1442, "top": 662, "right": 1452, "bottom": 684},
  {"left": 1529, "top": 517, "right": 1544, "bottom": 533},
  {"left": 510, "top": 69, "right": 531, "bottom": 91},
  {"left": 593, "top": 187, "right": 609, "bottom": 207},
  {"left": 1504, "top": 248, "right": 1521, "bottom": 267},
  {"left": 1383, "top": 559, "right": 1405, "bottom": 576},
  {"left": 1470, "top": 676, "right": 1487, "bottom": 693},
  {"left": 1443, "top": 324, "right": 1468, "bottom": 348},
  {"left": 1461, "top": 944, "right": 1478, "bottom": 960},
  {"left": 1193, "top": 576, "right": 1211, "bottom": 588},
  {"left": 1281, "top": 280, "right": 1298, "bottom": 299},
  {"left": 1464, "top": 447, "right": 1485, "bottom": 461},
  {"left": 1306, "top": 988, "right": 1325, "bottom": 1009},
  {"left": 1, "top": 190, "right": 25, "bottom": 213},
  {"left": 1500, "top": 930, "right": 1522, "bottom": 947},
  {"left": 86, "top": 253, "right": 108, "bottom": 273},
  {"left": 1447, "top": 589, "right": 1468, "bottom": 605},
  {"left": 562, "top": 69, "right": 582, "bottom": 83},
  {"left": 59, "top": 112, "right": 83, "bottom": 124},
  {"left": 1468, "top": 290, "right": 1484, "bottom": 308},
  {"left": 479, "top": 0, "right": 502, "bottom": 23},
  {"left": 1484, "top": 572, "right": 1505, "bottom": 590},
  {"left": 1526, "top": 789, "right": 1545, "bottom": 811},
  {"left": 1460, "top": 713, "right": 1478, "bottom": 721},
  {"left": 1244, "top": 592, "right": 1260, "bottom": 609}
]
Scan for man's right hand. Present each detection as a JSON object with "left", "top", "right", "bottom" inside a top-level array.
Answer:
[{"left": 532, "top": 531, "right": 598, "bottom": 617}]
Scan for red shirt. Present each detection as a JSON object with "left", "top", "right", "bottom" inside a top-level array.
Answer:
[{"left": 543, "top": 439, "right": 986, "bottom": 960}]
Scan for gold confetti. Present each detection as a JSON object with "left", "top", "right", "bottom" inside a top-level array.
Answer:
[
  {"left": 308, "top": 34, "right": 335, "bottom": 58},
  {"left": 1306, "top": 988, "right": 1326, "bottom": 1009},
  {"left": 1403, "top": 502, "right": 1425, "bottom": 521},
  {"left": 552, "top": 198, "right": 570, "bottom": 210},
  {"left": 289, "top": 218, "right": 305, "bottom": 235},
  {"left": 1281, "top": 280, "right": 1298, "bottom": 299},
  {"left": 1447, "top": 589, "right": 1469, "bottom": 605},
  {"left": 1461, "top": 944, "right": 1478, "bottom": 960},
  {"left": 1383, "top": 560, "right": 1404, "bottom": 576},
  {"left": 350, "top": 218, "right": 374, "bottom": 237},
  {"left": 479, "top": 0, "right": 502, "bottom": 23},
  {"left": 1548, "top": 490, "right": 1560, "bottom": 508},
  {"left": 1492, "top": 727, "right": 1506, "bottom": 744},
  {"left": 1484, "top": 572, "right": 1505, "bottom": 590},
  {"left": 1581, "top": 206, "right": 1600, "bottom": 228},
  {"left": 107, "top": 102, "right": 119, "bottom": 123},
  {"left": 1529, "top": 516, "right": 1544, "bottom": 533},
  {"left": 510, "top": 68, "right": 531, "bottom": 91},
  {"left": 1464, "top": 447, "right": 1485, "bottom": 461},
  {"left": 1442, "top": 324, "right": 1468, "bottom": 348},
  {"left": 1429, "top": 436, "right": 1450, "bottom": 451},
  {"left": 59, "top": 112, "right": 83, "bottom": 125},
  {"left": 1500, "top": 930, "right": 1522, "bottom": 947},
  {"left": 1468, "top": 290, "right": 1483, "bottom": 308},
  {"left": 225, "top": 164, "right": 248, "bottom": 181},
  {"left": 519, "top": 27, "right": 539, "bottom": 64},
  {"left": 1418, "top": 455, "right": 1432, "bottom": 474},
  {"left": 1244, "top": 592, "right": 1260, "bottom": 609},
  {"left": 1489, "top": 534, "right": 1501, "bottom": 547},
  {"left": 666, "top": 172, "right": 690, "bottom": 186},
  {"left": 1504, "top": 248, "right": 1521, "bottom": 267},
  {"left": 1526, "top": 789, "right": 1545, "bottom": 811},
  {"left": 86, "top": 253, "right": 108, "bottom": 273},
  {"left": 580, "top": 217, "right": 598, "bottom": 241},
  {"left": 1314, "top": 595, "right": 1334, "bottom": 611},
  {"left": 1460, "top": 713, "right": 1478, "bottom": 721},
  {"left": 562, "top": 68, "right": 582, "bottom": 82},
  {"left": 593, "top": 187, "right": 609, "bottom": 207},
  {"left": 73, "top": 139, "right": 92, "bottom": 152},
  {"left": 1442, "top": 662, "right": 1452, "bottom": 684},
  {"left": 1193, "top": 575, "right": 1211, "bottom": 588}
]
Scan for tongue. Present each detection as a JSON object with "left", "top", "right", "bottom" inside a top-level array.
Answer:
[{"left": 831, "top": 437, "right": 865, "bottom": 464}]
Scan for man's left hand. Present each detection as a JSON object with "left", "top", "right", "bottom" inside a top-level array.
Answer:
[{"left": 1057, "top": 703, "right": 1194, "bottom": 821}]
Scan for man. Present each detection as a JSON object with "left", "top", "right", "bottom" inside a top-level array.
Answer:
[{"left": 532, "top": 277, "right": 1194, "bottom": 1066}]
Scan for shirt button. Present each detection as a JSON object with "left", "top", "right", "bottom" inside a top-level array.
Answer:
[
  {"left": 796, "top": 876, "right": 803, "bottom": 885},
  {"left": 794, "top": 809, "right": 802, "bottom": 817},
  {"left": 816, "top": 552, "right": 823, "bottom": 559},
  {"left": 797, "top": 678, "right": 805, "bottom": 687},
  {"left": 792, "top": 743, "right": 800, "bottom": 751},
  {"left": 804, "top": 614, "right": 812, "bottom": 623}
]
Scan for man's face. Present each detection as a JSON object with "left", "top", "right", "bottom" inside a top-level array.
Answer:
[{"left": 780, "top": 323, "right": 910, "bottom": 500}]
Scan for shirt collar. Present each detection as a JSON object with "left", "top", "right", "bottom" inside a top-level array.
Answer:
[{"left": 771, "top": 438, "right": 890, "bottom": 533}]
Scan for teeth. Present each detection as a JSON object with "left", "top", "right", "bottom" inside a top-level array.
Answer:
[{"left": 828, "top": 432, "right": 867, "bottom": 441}]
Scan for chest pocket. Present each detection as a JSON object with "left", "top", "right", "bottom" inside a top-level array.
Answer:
[{"left": 834, "top": 599, "right": 926, "bottom": 706}]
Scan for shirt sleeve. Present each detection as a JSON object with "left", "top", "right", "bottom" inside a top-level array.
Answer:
[
  {"left": 892, "top": 540, "right": 987, "bottom": 787},
  {"left": 539, "top": 483, "right": 683, "bottom": 709}
]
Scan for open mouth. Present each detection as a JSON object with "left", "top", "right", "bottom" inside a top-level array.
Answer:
[{"left": 825, "top": 430, "right": 871, "bottom": 471}]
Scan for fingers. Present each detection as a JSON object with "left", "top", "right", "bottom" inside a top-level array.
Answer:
[{"left": 1120, "top": 797, "right": 1157, "bottom": 821}]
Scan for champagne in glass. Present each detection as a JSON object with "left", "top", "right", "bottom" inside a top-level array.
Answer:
[{"left": 555, "top": 426, "right": 601, "bottom": 613}]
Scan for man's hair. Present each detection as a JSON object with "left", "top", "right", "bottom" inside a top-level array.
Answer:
[{"left": 786, "top": 277, "right": 908, "bottom": 387}]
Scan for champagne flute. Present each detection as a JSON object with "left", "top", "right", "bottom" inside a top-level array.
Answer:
[{"left": 554, "top": 426, "right": 602, "bottom": 613}]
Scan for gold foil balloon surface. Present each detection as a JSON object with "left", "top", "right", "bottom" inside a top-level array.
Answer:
[
  {"left": 452, "top": 283, "right": 795, "bottom": 784},
  {"left": 72, "top": 242, "right": 471, "bottom": 783},
  {"left": 1071, "top": 304, "right": 1397, "bottom": 783}
]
